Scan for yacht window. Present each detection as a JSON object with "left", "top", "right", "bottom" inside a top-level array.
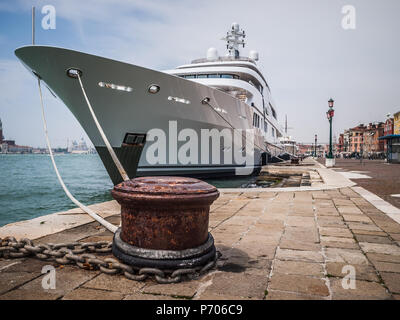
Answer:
[
  {"left": 208, "top": 74, "right": 219, "bottom": 78},
  {"left": 272, "top": 128, "right": 275, "bottom": 137},
  {"left": 197, "top": 74, "right": 207, "bottom": 78},
  {"left": 185, "top": 75, "right": 196, "bottom": 79},
  {"left": 271, "top": 108, "right": 277, "bottom": 120},
  {"left": 269, "top": 103, "right": 277, "bottom": 119},
  {"left": 264, "top": 121, "right": 268, "bottom": 133},
  {"left": 221, "top": 74, "right": 234, "bottom": 79}
]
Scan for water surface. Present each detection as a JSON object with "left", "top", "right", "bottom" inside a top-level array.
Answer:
[{"left": 0, "top": 154, "right": 255, "bottom": 226}]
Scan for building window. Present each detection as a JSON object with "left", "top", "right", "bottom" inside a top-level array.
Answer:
[{"left": 253, "top": 113, "right": 260, "bottom": 128}]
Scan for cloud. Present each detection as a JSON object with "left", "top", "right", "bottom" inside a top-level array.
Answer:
[{"left": 2, "top": 0, "right": 400, "bottom": 146}]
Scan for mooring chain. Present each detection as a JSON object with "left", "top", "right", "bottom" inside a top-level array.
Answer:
[{"left": 0, "top": 237, "right": 218, "bottom": 284}]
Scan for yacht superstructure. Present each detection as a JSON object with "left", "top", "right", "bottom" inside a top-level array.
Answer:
[{"left": 15, "top": 23, "right": 285, "bottom": 184}]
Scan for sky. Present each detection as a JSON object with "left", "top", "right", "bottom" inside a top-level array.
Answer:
[{"left": 0, "top": 0, "right": 399, "bottom": 147}]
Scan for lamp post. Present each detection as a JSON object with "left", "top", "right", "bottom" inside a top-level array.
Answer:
[
  {"left": 325, "top": 98, "right": 335, "bottom": 167},
  {"left": 314, "top": 134, "right": 317, "bottom": 157}
]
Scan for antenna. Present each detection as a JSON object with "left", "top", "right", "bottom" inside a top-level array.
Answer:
[
  {"left": 221, "top": 23, "right": 245, "bottom": 58},
  {"left": 32, "top": 6, "right": 35, "bottom": 45},
  {"left": 285, "top": 115, "right": 287, "bottom": 134},
  {"left": 284, "top": 114, "right": 294, "bottom": 134}
]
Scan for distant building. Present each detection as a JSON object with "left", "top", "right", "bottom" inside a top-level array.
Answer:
[
  {"left": 0, "top": 118, "right": 3, "bottom": 144},
  {"left": 383, "top": 115, "right": 394, "bottom": 153},
  {"left": 68, "top": 138, "right": 94, "bottom": 154},
  {"left": 363, "top": 122, "right": 385, "bottom": 155},
  {"left": 337, "top": 134, "right": 344, "bottom": 153},
  {"left": 395, "top": 111, "right": 400, "bottom": 135},
  {"left": 0, "top": 117, "right": 33, "bottom": 154},
  {"left": 343, "top": 130, "right": 351, "bottom": 152},
  {"left": 347, "top": 122, "right": 385, "bottom": 156},
  {"left": 297, "top": 143, "right": 324, "bottom": 156},
  {"left": 7, "top": 144, "right": 33, "bottom": 153},
  {"left": 379, "top": 111, "right": 400, "bottom": 163},
  {"left": 349, "top": 124, "right": 367, "bottom": 154}
]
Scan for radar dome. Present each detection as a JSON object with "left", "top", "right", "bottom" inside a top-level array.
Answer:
[
  {"left": 207, "top": 47, "right": 218, "bottom": 60},
  {"left": 232, "top": 22, "right": 239, "bottom": 31},
  {"left": 249, "top": 50, "right": 259, "bottom": 61}
]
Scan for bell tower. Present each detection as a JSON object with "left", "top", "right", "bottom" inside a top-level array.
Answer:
[{"left": 0, "top": 117, "right": 3, "bottom": 143}]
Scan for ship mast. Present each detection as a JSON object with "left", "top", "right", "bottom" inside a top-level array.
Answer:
[
  {"left": 285, "top": 115, "right": 288, "bottom": 134},
  {"left": 221, "top": 22, "right": 245, "bottom": 58}
]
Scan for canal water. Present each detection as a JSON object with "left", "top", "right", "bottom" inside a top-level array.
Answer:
[{"left": 0, "top": 154, "right": 254, "bottom": 226}]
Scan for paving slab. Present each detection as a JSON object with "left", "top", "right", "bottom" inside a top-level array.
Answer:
[
  {"left": 325, "top": 248, "right": 369, "bottom": 265},
  {"left": 330, "top": 279, "right": 391, "bottom": 300},
  {"left": 325, "top": 262, "right": 379, "bottom": 282},
  {"left": 62, "top": 287, "right": 125, "bottom": 300},
  {"left": 199, "top": 272, "right": 268, "bottom": 299},
  {"left": 268, "top": 273, "right": 329, "bottom": 296},
  {"left": 1, "top": 163, "right": 400, "bottom": 300},
  {"left": 273, "top": 260, "right": 323, "bottom": 277}
]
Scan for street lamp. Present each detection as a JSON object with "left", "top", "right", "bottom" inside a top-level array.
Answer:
[
  {"left": 326, "top": 98, "right": 335, "bottom": 167},
  {"left": 314, "top": 134, "right": 317, "bottom": 157},
  {"left": 326, "top": 98, "right": 335, "bottom": 158}
]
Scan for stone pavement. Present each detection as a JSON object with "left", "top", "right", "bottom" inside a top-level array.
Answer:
[
  {"left": 318, "top": 158, "right": 400, "bottom": 209},
  {"left": 1, "top": 187, "right": 400, "bottom": 300}
]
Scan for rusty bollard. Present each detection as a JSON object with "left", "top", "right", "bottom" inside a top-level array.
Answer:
[{"left": 111, "top": 176, "right": 219, "bottom": 269}]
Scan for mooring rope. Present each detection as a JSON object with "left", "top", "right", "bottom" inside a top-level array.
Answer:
[
  {"left": 76, "top": 73, "right": 130, "bottom": 182},
  {"left": 37, "top": 78, "right": 118, "bottom": 233}
]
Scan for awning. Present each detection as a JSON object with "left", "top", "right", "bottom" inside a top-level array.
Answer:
[{"left": 378, "top": 134, "right": 400, "bottom": 140}]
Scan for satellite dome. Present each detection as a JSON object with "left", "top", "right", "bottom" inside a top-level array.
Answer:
[
  {"left": 232, "top": 22, "right": 239, "bottom": 31},
  {"left": 206, "top": 47, "right": 218, "bottom": 60},
  {"left": 249, "top": 50, "right": 259, "bottom": 61}
]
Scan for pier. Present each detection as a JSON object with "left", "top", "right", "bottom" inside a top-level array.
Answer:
[{"left": 1, "top": 158, "right": 400, "bottom": 300}]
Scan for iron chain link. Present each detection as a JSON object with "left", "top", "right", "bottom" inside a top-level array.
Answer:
[{"left": 0, "top": 237, "right": 219, "bottom": 284}]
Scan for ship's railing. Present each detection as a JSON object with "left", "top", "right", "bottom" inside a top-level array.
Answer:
[{"left": 191, "top": 56, "right": 257, "bottom": 64}]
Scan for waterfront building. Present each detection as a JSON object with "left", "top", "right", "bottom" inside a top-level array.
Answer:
[
  {"left": 0, "top": 117, "right": 33, "bottom": 153},
  {"left": 0, "top": 118, "right": 3, "bottom": 144},
  {"left": 297, "top": 143, "right": 324, "bottom": 157},
  {"left": 337, "top": 134, "right": 344, "bottom": 153},
  {"left": 349, "top": 124, "right": 367, "bottom": 154},
  {"left": 384, "top": 115, "right": 394, "bottom": 153},
  {"left": 379, "top": 111, "right": 400, "bottom": 163},
  {"left": 343, "top": 130, "right": 351, "bottom": 152},
  {"left": 362, "top": 122, "right": 385, "bottom": 156},
  {"left": 395, "top": 111, "right": 400, "bottom": 135},
  {"left": 68, "top": 138, "right": 92, "bottom": 154},
  {"left": 6, "top": 144, "right": 33, "bottom": 153}
]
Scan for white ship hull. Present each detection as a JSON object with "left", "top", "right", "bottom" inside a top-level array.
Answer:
[{"left": 16, "top": 46, "right": 266, "bottom": 184}]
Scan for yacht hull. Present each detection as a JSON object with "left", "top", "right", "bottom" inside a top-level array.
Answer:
[{"left": 15, "top": 46, "right": 265, "bottom": 184}]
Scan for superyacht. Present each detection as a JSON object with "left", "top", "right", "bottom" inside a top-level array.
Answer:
[{"left": 15, "top": 23, "right": 284, "bottom": 184}]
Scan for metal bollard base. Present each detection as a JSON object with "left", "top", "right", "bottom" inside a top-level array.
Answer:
[{"left": 112, "top": 228, "right": 217, "bottom": 269}]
